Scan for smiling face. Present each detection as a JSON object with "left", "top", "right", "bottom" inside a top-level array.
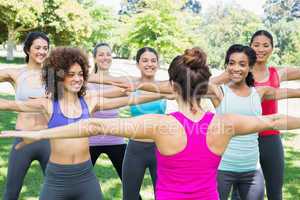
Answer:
[
  {"left": 63, "top": 63, "right": 84, "bottom": 94},
  {"left": 137, "top": 51, "right": 158, "bottom": 79},
  {"left": 226, "top": 52, "right": 250, "bottom": 84},
  {"left": 27, "top": 38, "right": 49, "bottom": 65},
  {"left": 95, "top": 45, "right": 112, "bottom": 71},
  {"left": 250, "top": 35, "right": 273, "bottom": 64}
]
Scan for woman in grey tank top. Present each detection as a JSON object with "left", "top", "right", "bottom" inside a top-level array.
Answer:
[{"left": 0, "top": 32, "right": 50, "bottom": 200}]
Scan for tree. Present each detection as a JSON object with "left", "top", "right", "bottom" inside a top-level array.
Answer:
[
  {"left": 0, "top": 0, "right": 93, "bottom": 60},
  {"left": 198, "top": 4, "right": 264, "bottom": 68},
  {"left": 263, "top": 0, "right": 299, "bottom": 24},
  {"left": 41, "top": 0, "right": 92, "bottom": 46},
  {"left": 122, "top": 0, "right": 190, "bottom": 63},
  {"left": 0, "top": 0, "right": 43, "bottom": 60}
]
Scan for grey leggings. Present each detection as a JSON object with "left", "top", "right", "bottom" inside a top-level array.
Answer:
[
  {"left": 259, "top": 134, "right": 284, "bottom": 200},
  {"left": 217, "top": 169, "right": 265, "bottom": 200},
  {"left": 122, "top": 140, "right": 157, "bottom": 200},
  {"left": 3, "top": 138, "right": 50, "bottom": 200},
  {"left": 40, "top": 160, "right": 103, "bottom": 200}
]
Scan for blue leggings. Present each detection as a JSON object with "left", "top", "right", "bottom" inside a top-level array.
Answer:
[
  {"left": 40, "top": 160, "right": 103, "bottom": 200},
  {"left": 3, "top": 138, "right": 50, "bottom": 200}
]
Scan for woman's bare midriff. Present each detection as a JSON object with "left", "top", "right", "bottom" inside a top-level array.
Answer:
[
  {"left": 49, "top": 138, "right": 91, "bottom": 164},
  {"left": 15, "top": 113, "right": 48, "bottom": 131}
]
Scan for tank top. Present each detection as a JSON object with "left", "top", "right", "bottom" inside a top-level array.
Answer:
[
  {"left": 15, "top": 69, "right": 45, "bottom": 101},
  {"left": 87, "top": 83, "right": 124, "bottom": 146},
  {"left": 155, "top": 112, "right": 221, "bottom": 200},
  {"left": 216, "top": 84, "right": 262, "bottom": 172},
  {"left": 48, "top": 96, "right": 90, "bottom": 128},
  {"left": 130, "top": 90, "right": 167, "bottom": 117},
  {"left": 254, "top": 66, "right": 280, "bottom": 136}
]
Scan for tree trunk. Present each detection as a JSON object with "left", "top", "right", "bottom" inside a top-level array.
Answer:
[{"left": 6, "top": 28, "right": 15, "bottom": 61}]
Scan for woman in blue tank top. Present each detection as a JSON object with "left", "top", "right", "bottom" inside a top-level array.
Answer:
[
  {"left": 0, "top": 32, "right": 50, "bottom": 200},
  {"left": 0, "top": 47, "right": 169, "bottom": 200}
]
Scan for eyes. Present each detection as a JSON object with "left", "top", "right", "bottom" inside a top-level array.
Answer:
[
  {"left": 33, "top": 45, "right": 49, "bottom": 52},
  {"left": 252, "top": 43, "right": 271, "bottom": 48},
  {"left": 141, "top": 58, "right": 158, "bottom": 64},
  {"left": 228, "top": 61, "right": 247, "bottom": 68},
  {"left": 66, "top": 72, "right": 84, "bottom": 78}
]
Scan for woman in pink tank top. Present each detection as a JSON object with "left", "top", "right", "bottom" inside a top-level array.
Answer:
[{"left": 3, "top": 47, "right": 300, "bottom": 200}]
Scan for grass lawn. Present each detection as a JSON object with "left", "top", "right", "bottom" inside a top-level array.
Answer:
[{"left": 0, "top": 92, "right": 300, "bottom": 200}]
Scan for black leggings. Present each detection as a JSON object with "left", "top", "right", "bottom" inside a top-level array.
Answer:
[
  {"left": 3, "top": 138, "right": 50, "bottom": 200},
  {"left": 122, "top": 140, "right": 156, "bottom": 200},
  {"left": 89, "top": 144, "right": 127, "bottom": 179},
  {"left": 259, "top": 134, "right": 284, "bottom": 200},
  {"left": 40, "top": 160, "right": 103, "bottom": 200},
  {"left": 217, "top": 169, "right": 265, "bottom": 200}
]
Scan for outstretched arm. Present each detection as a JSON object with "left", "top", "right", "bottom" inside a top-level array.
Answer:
[
  {"left": 88, "top": 73, "right": 136, "bottom": 85},
  {"left": 0, "top": 68, "right": 18, "bottom": 83},
  {"left": 137, "top": 81, "right": 172, "bottom": 94},
  {"left": 0, "top": 114, "right": 164, "bottom": 141},
  {"left": 94, "top": 92, "right": 170, "bottom": 111},
  {"left": 0, "top": 97, "right": 47, "bottom": 113},
  {"left": 223, "top": 114, "right": 300, "bottom": 136},
  {"left": 258, "top": 86, "right": 300, "bottom": 100},
  {"left": 278, "top": 67, "right": 300, "bottom": 82}
]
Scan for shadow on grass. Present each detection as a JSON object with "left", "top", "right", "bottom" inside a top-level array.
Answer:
[{"left": 0, "top": 56, "right": 25, "bottom": 65}]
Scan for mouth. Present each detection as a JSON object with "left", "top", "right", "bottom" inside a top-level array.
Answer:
[
  {"left": 230, "top": 73, "right": 242, "bottom": 79},
  {"left": 256, "top": 54, "right": 266, "bottom": 59}
]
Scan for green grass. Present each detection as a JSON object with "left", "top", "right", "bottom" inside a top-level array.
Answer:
[
  {"left": 0, "top": 93, "right": 299, "bottom": 199},
  {"left": 0, "top": 56, "right": 25, "bottom": 65}
]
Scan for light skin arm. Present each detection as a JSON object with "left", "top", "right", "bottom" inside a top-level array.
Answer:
[
  {"left": 92, "top": 92, "right": 168, "bottom": 111},
  {"left": 0, "top": 114, "right": 163, "bottom": 141},
  {"left": 257, "top": 86, "right": 300, "bottom": 100},
  {"left": 0, "top": 97, "right": 48, "bottom": 113},
  {"left": 88, "top": 73, "right": 136, "bottom": 85},
  {"left": 278, "top": 67, "right": 300, "bottom": 82},
  {"left": 87, "top": 86, "right": 128, "bottom": 99},
  {"left": 223, "top": 113, "right": 300, "bottom": 136},
  {"left": 0, "top": 68, "right": 18, "bottom": 83},
  {"left": 137, "top": 81, "right": 172, "bottom": 94}
]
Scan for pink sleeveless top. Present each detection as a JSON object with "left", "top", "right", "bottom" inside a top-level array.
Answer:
[
  {"left": 254, "top": 66, "right": 280, "bottom": 136},
  {"left": 155, "top": 112, "right": 221, "bottom": 200}
]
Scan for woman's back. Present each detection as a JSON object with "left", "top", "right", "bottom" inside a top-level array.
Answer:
[{"left": 155, "top": 111, "right": 221, "bottom": 200}]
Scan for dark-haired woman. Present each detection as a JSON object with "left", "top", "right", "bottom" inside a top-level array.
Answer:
[
  {"left": 87, "top": 43, "right": 128, "bottom": 196},
  {"left": 212, "top": 30, "right": 300, "bottom": 200},
  {"left": 3, "top": 47, "right": 300, "bottom": 200},
  {"left": 0, "top": 47, "right": 169, "bottom": 199},
  {"left": 90, "top": 47, "right": 166, "bottom": 200},
  {"left": 208, "top": 44, "right": 300, "bottom": 200},
  {"left": 0, "top": 31, "right": 50, "bottom": 200}
]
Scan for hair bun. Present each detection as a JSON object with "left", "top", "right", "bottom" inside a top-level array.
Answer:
[{"left": 182, "top": 47, "right": 207, "bottom": 70}]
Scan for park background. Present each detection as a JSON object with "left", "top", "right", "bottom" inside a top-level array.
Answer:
[{"left": 0, "top": 0, "right": 300, "bottom": 199}]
